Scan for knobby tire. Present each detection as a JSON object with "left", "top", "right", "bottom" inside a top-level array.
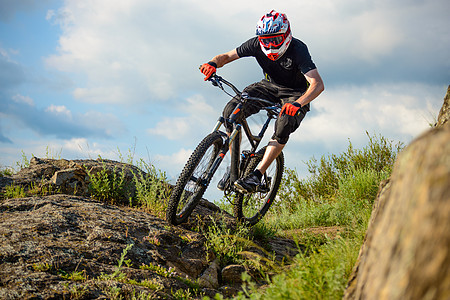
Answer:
[
  {"left": 233, "top": 147, "right": 284, "bottom": 225},
  {"left": 166, "top": 131, "right": 223, "bottom": 225}
]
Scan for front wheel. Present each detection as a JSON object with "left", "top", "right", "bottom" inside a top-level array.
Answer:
[
  {"left": 166, "top": 131, "right": 223, "bottom": 225},
  {"left": 233, "top": 147, "right": 284, "bottom": 225}
]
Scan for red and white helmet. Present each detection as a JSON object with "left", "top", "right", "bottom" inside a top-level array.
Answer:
[{"left": 256, "top": 10, "right": 292, "bottom": 61}]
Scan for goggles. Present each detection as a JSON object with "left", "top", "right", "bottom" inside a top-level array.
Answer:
[{"left": 258, "top": 33, "right": 286, "bottom": 48}]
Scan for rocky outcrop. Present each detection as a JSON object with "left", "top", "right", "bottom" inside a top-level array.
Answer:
[
  {"left": 3, "top": 157, "right": 144, "bottom": 204},
  {"left": 435, "top": 85, "right": 450, "bottom": 128},
  {"left": 0, "top": 159, "right": 300, "bottom": 299},
  {"left": 344, "top": 121, "right": 450, "bottom": 299},
  {"left": 0, "top": 194, "right": 211, "bottom": 299}
]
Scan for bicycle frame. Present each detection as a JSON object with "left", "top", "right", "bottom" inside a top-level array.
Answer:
[
  {"left": 166, "top": 74, "right": 284, "bottom": 225},
  {"left": 207, "top": 75, "right": 281, "bottom": 192}
]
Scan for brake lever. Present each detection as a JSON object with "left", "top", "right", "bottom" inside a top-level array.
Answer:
[{"left": 209, "top": 74, "right": 222, "bottom": 88}]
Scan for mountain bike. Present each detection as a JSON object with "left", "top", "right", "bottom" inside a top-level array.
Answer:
[{"left": 166, "top": 74, "right": 284, "bottom": 226}]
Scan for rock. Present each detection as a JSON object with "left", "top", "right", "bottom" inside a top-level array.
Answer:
[
  {"left": 0, "top": 194, "right": 210, "bottom": 299},
  {"left": 1, "top": 158, "right": 142, "bottom": 201},
  {"left": 222, "top": 264, "right": 246, "bottom": 284},
  {"left": 50, "top": 167, "right": 88, "bottom": 195},
  {"left": 436, "top": 85, "right": 450, "bottom": 128},
  {"left": 219, "top": 285, "right": 242, "bottom": 298},
  {"left": 266, "top": 237, "right": 301, "bottom": 262},
  {"left": 0, "top": 176, "right": 12, "bottom": 190},
  {"left": 182, "top": 199, "right": 236, "bottom": 231},
  {"left": 198, "top": 259, "right": 220, "bottom": 289},
  {"left": 0, "top": 157, "right": 302, "bottom": 298},
  {"left": 344, "top": 122, "right": 450, "bottom": 300}
]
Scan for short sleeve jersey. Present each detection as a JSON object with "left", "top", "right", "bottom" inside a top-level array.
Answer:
[{"left": 236, "top": 37, "right": 316, "bottom": 92}]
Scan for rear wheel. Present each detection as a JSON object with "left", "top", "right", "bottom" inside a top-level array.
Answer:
[
  {"left": 166, "top": 131, "right": 223, "bottom": 225},
  {"left": 233, "top": 147, "right": 284, "bottom": 225}
]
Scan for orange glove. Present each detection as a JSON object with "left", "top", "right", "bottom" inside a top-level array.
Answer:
[
  {"left": 280, "top": 102, "right": 302, "bottom": 117},
  {"left": 199, "top": 61, "right": 217, "bottom": 81}
]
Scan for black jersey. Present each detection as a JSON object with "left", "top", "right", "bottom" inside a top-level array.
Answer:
[{"left": 236, "top": 37, "right": 316, "bottom": 92}]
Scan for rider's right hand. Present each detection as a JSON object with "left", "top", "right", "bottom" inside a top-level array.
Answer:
[
  {"left": 199, "top": 62, "right": 217, "bottom": 81},
  {"left": 280, "top": 102, "right": 302, "bottom": 117}
]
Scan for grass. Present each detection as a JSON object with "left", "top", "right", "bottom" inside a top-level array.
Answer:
[
  {"left": 242, "top": 236, "right": 361, "bottom": 300},
  {"left": 132, "top": 158, "right": 171, "bottom": 218},
  {"left": 210, "top": 132, "right": 402, "bottom": 299},
  {"left": 276, "top": 132, "right": 401, "bottom": 207},
  {"left": 0, "top": 167, "right": 14, "bottom": 177},
  {"left": 4, "top": 185, "right": 26, "bottom": 199},
  {"left": 86, "top": 156, "right": 171, "bottom": 217}
]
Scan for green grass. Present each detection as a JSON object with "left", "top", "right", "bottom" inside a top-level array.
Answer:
[
  {"left": 236, "top": 236, "right": 361, "bottom": 300},
  {"left": 277, "top": 132, "right": 402, "bottom": 206},
  {"left": 86, "top": 156, "right": 171, "bottom": 217},
  {"left": 213, "top": 133, "right": 402, "bottom": 299},
  {"left": 86, "top": 163, "right": 130, "bottom": 204},
  {"left": 0, "top": 166, "right": 14, "bottom": 177},
  {"left": 4, "top": 185, "right": 26, "bottom": 199},
  {"left": 132, "top": 158, "right": 171, "bottom": 218}
]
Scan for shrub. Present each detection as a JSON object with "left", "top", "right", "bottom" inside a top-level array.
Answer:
[
  {"left": 0, "top": 167, "right": 14, "bottom": 177},
  {"left": 204, "top": 219, "right": 252, "bottom": 266},
  {"left": 278, "top": 132, "right": 402, "bottom": 205},
  {"left": 338, "top": 166, "right": 388, "bottom": 203},
  {"left": 87, "top": 164, "right": 129, "bottom": 204},
  {"left": 4, "top": 185, "right": 26, "bottom": 199},
  {"left": 132, "top": 158, "right": 171, "bottom": 218}
]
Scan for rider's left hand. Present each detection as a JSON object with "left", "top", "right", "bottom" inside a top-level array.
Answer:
[
  {"left": 199, "top": 62, "right": 217, "bottom": 81},
  {"left": 280, "top": 102, "right": 302, "bottom": 117}
]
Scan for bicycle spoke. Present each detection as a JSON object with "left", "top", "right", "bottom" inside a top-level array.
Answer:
[{"left": 166, "top": 131, "right": 224, "bottom": 225}]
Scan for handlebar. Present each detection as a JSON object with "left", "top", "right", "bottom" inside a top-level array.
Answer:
[
  {"left": 209, "top": 74, "right": 241, "bottom": 96},
  {"left": 208, "top": 74, "right": 279, "bottom": 108}
]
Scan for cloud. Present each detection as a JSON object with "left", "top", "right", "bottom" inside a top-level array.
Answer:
[
  {"left": 0, "top": 94, "right": 127, "bottom": 142},
  {"left": 42, "top": 0, "right": 449, "bottom": 111},
  {"left": 45, "top": 105, "right": 72, "bottom": 119},
  {"left": 55, "top": 137, "right": 118, "bottom": 159},
  {"left": 293, "top": 0, "right": 450, "bottom": 86},
  {"left": 0, "top": 46, "right": 125, "bottom": 145},
  {"left": 290, "top": 82, "right": 445, "bottom": 150},
  {"left": 45, "top": 0, "right": 218, "bottom": 103},
  {"left": 153, "top": 148, "right": 193, "bottom": 174},
  {"left": 13, "top": 94, "right": 34, "bottom": 106},
  {"left": 147, "top": 94, "right": 217, "bottom": 141},
  {"left": 0, "top": 49, "right": 26, "bottom": 89},
  {"left": 73, "top": 86, "right": 126, "bottom": 104},
  {"left": 0, "top": 121, "right": 13, "bottom": 143}
]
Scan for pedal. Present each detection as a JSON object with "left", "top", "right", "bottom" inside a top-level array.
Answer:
[
  {"left": 256, "top": 185, "right": 270, "bottom": 193},
  {"left": 234, "top": 184, "right": 250, "bottom": 194}
]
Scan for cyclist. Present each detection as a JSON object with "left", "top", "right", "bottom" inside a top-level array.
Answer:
[{"left": 200, "top": 10, "right": 324, "bottom": 194}]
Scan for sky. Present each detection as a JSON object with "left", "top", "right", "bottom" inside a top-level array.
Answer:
[{"left": 1, "top": 0, "right": 449, "bottom": 200}]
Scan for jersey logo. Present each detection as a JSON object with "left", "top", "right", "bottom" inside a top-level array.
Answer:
[{"left": 280, "top": 57, "right": 293, "bottom": 69}]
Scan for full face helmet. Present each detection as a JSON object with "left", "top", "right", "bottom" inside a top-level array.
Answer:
[{"left": 256, "top": 10, "right": 292, "bottom": 61}]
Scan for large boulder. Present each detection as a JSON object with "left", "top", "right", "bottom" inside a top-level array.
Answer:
[
  {"left": 436, "top": 85, "right": 450, "bottom": 128},
  {"left": 344, "top": 122, "right": 450, "bottom": 299}
]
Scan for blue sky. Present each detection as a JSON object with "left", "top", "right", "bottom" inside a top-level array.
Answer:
[{"left": 1, "top": 0, "right": 449, "bottom": 198}]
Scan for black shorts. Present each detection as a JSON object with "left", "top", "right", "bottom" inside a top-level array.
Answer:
[{"left": 222, "top": 79, "right": 309, "bottom": 144}]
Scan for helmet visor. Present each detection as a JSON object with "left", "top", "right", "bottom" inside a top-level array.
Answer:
[{"left": 258, "top": 34, "right": 285, "bottom": 48}]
